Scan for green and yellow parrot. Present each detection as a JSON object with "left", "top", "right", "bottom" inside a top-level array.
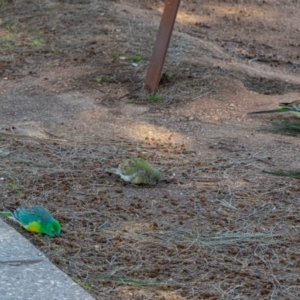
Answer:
[
  {"left": 105, "top": 157, "right": 162, "bottom": 185},
  {"left": 248, "top": 100, "right": 300, "bottom": 117},
  {"left": 0, "top": 205, "right": 61, "bottom": 237}
]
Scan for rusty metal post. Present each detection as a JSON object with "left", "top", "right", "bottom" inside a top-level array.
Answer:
[{"left": 145, "top": 0, "right": 181, "bottom": 92}]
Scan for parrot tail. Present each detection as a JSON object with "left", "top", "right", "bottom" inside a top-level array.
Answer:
[
  {"left": 4, "top": 207, "right": 18, "bottom": 219},
  {"left": 105, "top": 167, "right": 119, "bottom": 175},
  {"left": 0, "top": 211, "right": 13, "bottom": 217}
]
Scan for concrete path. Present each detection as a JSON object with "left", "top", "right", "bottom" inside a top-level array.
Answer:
[{"left": 0, "top": 219, "right": 95, "bottom": 300}]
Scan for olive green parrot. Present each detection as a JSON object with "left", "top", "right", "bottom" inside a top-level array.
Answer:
[{"left": 105, "top": 157, "right": 162, "bottom": 185}]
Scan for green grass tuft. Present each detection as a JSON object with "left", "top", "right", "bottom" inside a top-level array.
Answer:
[
  {"left": 32, "top": 35, "right": 44, "bottom": 47},
  {"left": 73, "top": 278, "right": 93, "bottom": 290},
  {"left": 128, "top": 55, "right": 142, "bottom": 62},
  {"left": 147, "top": 94, "right": 163, "bottom": 103}
]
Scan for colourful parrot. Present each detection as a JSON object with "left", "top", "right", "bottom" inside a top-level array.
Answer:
[
  {"left": 248, "top": 100, "right": 300, "bottom": 117},
  {"left": 105, "top": 157, "right": 162, "bottom": 185},
  {"left": 0, "top": 205, "right": 61, "bottom": 237}
]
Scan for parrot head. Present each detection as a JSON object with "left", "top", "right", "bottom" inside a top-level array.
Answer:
[
  {"left": 149, "top": 170, "right": 162, "bottom": 185},
  {"left": 43, "top": 220, "right": 62, "bottom": 237}
]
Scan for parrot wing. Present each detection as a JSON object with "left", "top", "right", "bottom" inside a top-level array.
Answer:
[
  {"left": 130, "top": 158, "right": 160, "bottom": 175},
  {"left": 6, "top": 205, "right": 53, "bottom": 226},
  {"left": 119, "top": 158, "right": 142, "bottom": 175}
]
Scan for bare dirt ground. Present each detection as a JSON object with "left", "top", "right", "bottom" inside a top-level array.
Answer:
[{"left": 1, "top": 0, "right": 300, "bottom": 299}]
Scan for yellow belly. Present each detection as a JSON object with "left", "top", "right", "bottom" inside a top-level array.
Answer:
[{"left": 24, "top": 222, "right": 41, "bottom": 233}]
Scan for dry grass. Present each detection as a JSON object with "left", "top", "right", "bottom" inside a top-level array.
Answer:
[{"left": 1, "top": 126, "right": 300, "bottom": 299}]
